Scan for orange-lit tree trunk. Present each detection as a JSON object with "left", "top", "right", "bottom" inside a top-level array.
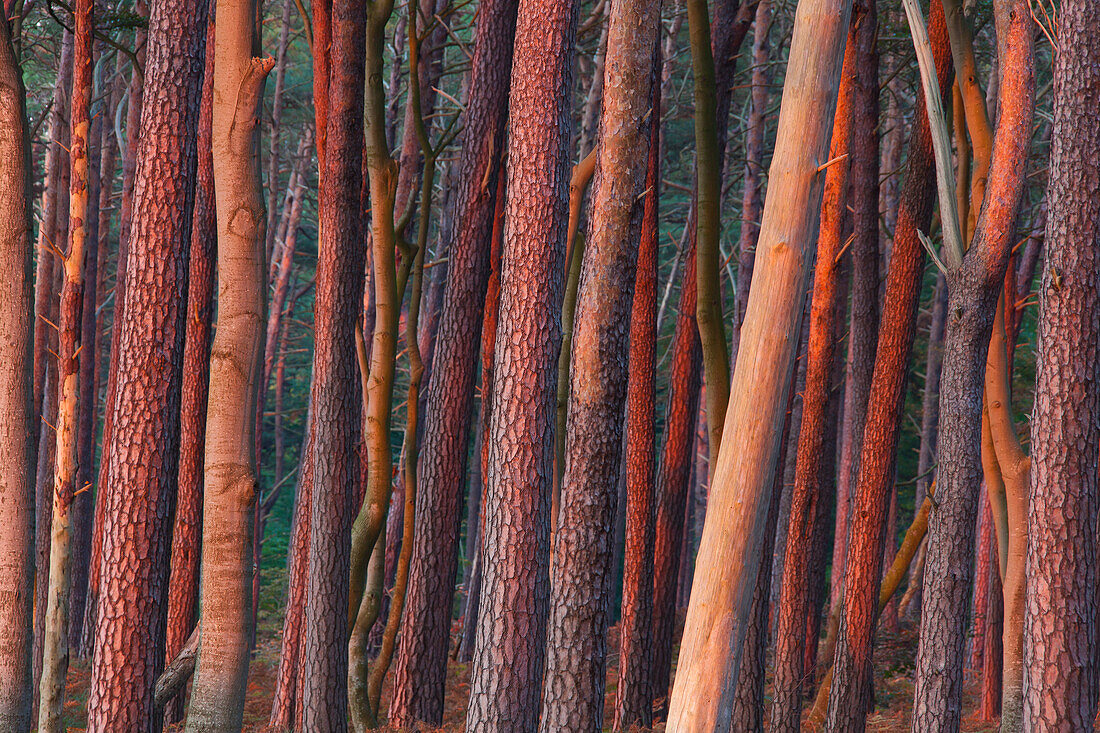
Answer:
[
  {"left": 828, "top": 0, "right": 880, "bottom": 622},
  {"left": 614, "top": 45, "right": 661, "bottom": 731},
  {"left": 464, "top": 0, "right": 580, "bottom": 727},
  {"left": 666, "top": 0, "right": 854, "bottom": 725},
  {"left": 388, "top": 0, "right": 518, "bottom": 723},
  {"left": 81, "top": 12, "right": 143, "bottom": 654},
  {"left": 769, "top": 23, "right": 854, "bottom": 730},
  {"left": 0, "top": 12, "right": 36, "bottom": 730},
  {"left": 184, "top": 0, "right": 270, "bottom": 726},
  {"left": 913, "top": 0, "right": 1033, "bottom": 724},
  {"left": 1022, "top": 1, "right": 1100, "bottom": 725},
  {"left": 299, "top": 0, "right": 366, "bottom": 726},
  {"left": 824, "top": 3, "right": 953, "bottom": 727},
  {"left": 163, "top": 14, "right": 215, "bottom": 723},
  {"left": 539, "top": 0, "right": 661, "bottom": 724},
  {"left": 37, "top": 0, "right": 91, "bottom": 727},
  {"left": 85, "top": 0, "right": 208, "bottom": 727}
]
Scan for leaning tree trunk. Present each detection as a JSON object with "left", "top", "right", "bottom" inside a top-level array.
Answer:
[
  {"left": 913, "top": 0, "right": 1033, "bottom": 725},
  {"left": 37, "top": 0, "right": 91, "bottom": 727},
  {"left": 769, "top": 21, "right": 854, "bottom": 730},
  {"left": 0, "top": 14, "right": 36, "bottom": 731},
  {"left": 538, "top": 0, "right": 661, "bottom": 726},
  {"left": 464, "top": 0, "right": 580, "bottom": 728},
  {"left": 184, "top": 0, "right": 270, "bottom": 728},
  {"left": 388, "top": 0, "right": 517, "bottom": 724},
  {"left": 614, "top": 45, "right": 661, "bottom": 732},
  {"left": 665, "top": 0, "right": 853, "bottom": 726},
  {"left": 300, "top": 0, "right": 366, "bottom": 727},
  {"left": 163, "top": 14, "right": 215, "bottom": 723},
  {"left": 824, "top": 2, "right": 952, "bottom": 727},
  {"left": 1022, "top": 1, "right": 1100, "bottom": 726},
  {"left": 86, "top": 0, "right": 208, "bottom": 728}
]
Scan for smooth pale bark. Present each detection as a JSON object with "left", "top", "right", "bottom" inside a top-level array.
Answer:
[
  {"left": 913, "top": 0, "right": 1034, "bottom": 724},
  {"left": 86, "top": 0, "right": 207, "bottom": 726},
  {"left": 538, "top": 0, "right": 661, "bottom": 725},
  {"left": 614, "top": 46, "right": 661, "bottom": 731},
  {"left": 0, "top": 13, "right": 36, "bottom": 731},
  {"left": 769, "top": 24, "right": 854, "bottom": 730},
  {"left": 464, "top": 0, "right": 580, "bottom": 727},
  {"left": 1023, "top": 1, "right": 1100, "bottom": 725},
  {"left": 389, "top": 0, "right": 518, "bottom": 721},
  {"left": 164, "top": 15, "right": 215, "bottom": 723},
  {"left": 184, "top": 0, "right": 269, "bottom": 726},
  {"left": 666, "top": 0, "right": 853, "bottom": 726},
  {"left": 37, "top": 0, "right": 91, "bottom": 727}
]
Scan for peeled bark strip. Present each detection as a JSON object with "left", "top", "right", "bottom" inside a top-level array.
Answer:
[
  {"left": 539, "top": 0, "right": 661, "bottom": 725},
  {"left": 164, "top": 15, "right": 215, "bottom": 723},
  {"left": 769, "top": 23, "right": 854, "bottom": 730},
  {"left": 464, "top": 0, "right": 580, "bottom": 727},
  {"left": 665, "top": 0, "right": 853, "bottom": 726},
  {"left": 614, "top": 45, "right": 661, "bottom": 731},
  {"left": 37, "top": 0, "right": 91, "bottom": 727},
  {"left": 0, "top": 14, "right": 36, "bottom": 731},
  {"left": 1023, "top": 1, "right": 1100, "bottom": 726},
  {"left": 913, "top": 0, "right": 1033, "bottom": 724},
  {"left": 301, "top": 0, "right": 366, "bottom": 726},
  {"left": 85, "top": 0, "right": 207, "bottom": 728},
  {"left": 389, "top": 0, "right": 518, "bottom": 723}
]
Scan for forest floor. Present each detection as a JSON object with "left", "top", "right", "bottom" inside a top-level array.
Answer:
[{"left": 60, "top": 606, "right": 1005, "bottom": 731}]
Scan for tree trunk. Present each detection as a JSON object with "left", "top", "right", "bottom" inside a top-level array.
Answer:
[
  {"left": 37, "top": 0, "right": 91, "bottom": 727},
  {"left": 769, "top": 22, "right": 854, "bottom": 730},
  {"left": 913, "top": 0, "right": 1033, "bottom": 724},
  {"left": 300, "top": 0, "right": 366, "bottom": 726},
  {"left": 0, "top": 13, "right": 36, "bottom": 730},
  {"left": 1022, "top": 1, "right": 1100, "bottom": 725},
  {"left": 539, "top": 1, "right": 661, "bottom": 726},
  {"left": 163, "top": 14, "right": 215, "bottom": 723},
  {"left": 86, "top": 0, "right": 208, "bottom": 727},
  {"left": 614, "top": 45, "right": 661, "bottom": 732},
  {"left": 666, "top": 0, "right": 853, "bottom": 725},
  {"left": 464, "top": 0, "right": 580, "bottom": 727},
  {"left": 388, "top": 0, "right": 518, "bottom": 723}
]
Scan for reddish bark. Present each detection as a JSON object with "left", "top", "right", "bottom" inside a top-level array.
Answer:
[
  {"left": 824, "top": 1, "right": 952, "bottom": 727},
  {"left": 388, "top": 0, "right": 518, "bottom": 723},
  {"left": 162, "top": 13, "right": 214, "bottom": 723},
  {"left": 464, "top": 0, "right": 580, "bottom": 726},
  {"left": 85, "top": 0, "right": 208, "bottom": 727}
]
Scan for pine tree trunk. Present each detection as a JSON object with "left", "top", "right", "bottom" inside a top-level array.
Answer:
[
  {"left": 0, "top": 14, "right": 37, "bottom": 730},
  {"left": 85, "top": 0, "right": 208, "bottom": 727},
  {"left": 614, "top": 46, "right": 661, "bottom": 731},
  {"left": 464, "top": 0, "right": 580, "bottom": 727},
  {"left": 388, "top": 0, "right": 518, "bottom": 723},
  {"left": 770, "top": 23, "right": 855, "bottom": 729},
  {"left": 163, "top": 14, "right": 215, "bottom": 724},
  {"left": 913, "top": 0, "right": 1033, "bottom": 724},
  {"left": 301, "top": 0, "right": 366, "bottom": 727},
  {"left": 539, "top": 1, "right": 661, "bottom": 726},
  {"left": 1022, "top": 1, "right": 1100, "bottom": 725},
  {"left": 37, "top": 0, "right": 91, "bottom": 727}
]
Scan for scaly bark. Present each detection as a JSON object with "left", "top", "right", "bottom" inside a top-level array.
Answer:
[
  {"left": 1022, "top": 1, "right": 1100, "bottom": 725},
  {"left": 86, "top": 0, "right": 207, "bottom": 727},
  {"left": 464, "top": 0, "right": 581, "bottom": 727},
  {"left": 0, "top": 13, "right": 36, "bottom": 730}
]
